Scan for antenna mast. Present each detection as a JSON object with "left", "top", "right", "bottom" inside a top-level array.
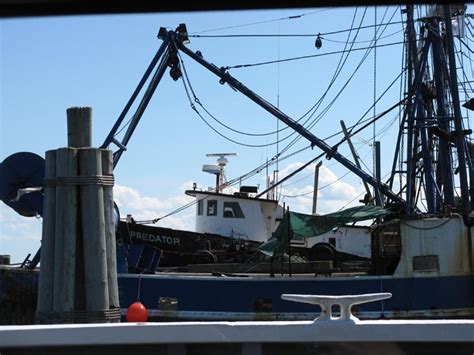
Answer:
[{"left": 205, "top": 153, "right": 237, "bottom": 193}]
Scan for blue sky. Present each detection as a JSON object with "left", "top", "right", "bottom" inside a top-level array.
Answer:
[{"left": 1, "top": 6, "right": 420, "bottom": 261}]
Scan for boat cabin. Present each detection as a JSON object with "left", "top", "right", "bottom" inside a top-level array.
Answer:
[{"left": 185, "top": 187, "right": 284, "bottom": 243}]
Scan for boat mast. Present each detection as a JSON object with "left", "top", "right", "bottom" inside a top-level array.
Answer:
[
  {"left": 443, "top": 4, "right": 472, "bottom": 224},
  {"left": 429, "top": 12, "right": 455, "bottom": 209},
  {"left": 404, "top": 4, "right": 417, "bottom": 214},
  {"left": 401, "top": 4, "right": 472, "bottom": 223}
]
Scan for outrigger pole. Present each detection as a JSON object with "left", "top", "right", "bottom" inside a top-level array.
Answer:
[{"left": 101, "top": 35, "right": 172, "bottom": 168}]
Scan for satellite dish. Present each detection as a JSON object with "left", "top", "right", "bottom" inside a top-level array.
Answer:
[
  {"left": 0, "top": 152, "right": 45, "bottom": 217},
  {"left": 202, "top": 164, "right": 221, "bottom": 175}
]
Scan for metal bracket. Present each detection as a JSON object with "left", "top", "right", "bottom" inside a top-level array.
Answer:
[{"left": 281, "top": 293, "right": 392, "bottom": 323}]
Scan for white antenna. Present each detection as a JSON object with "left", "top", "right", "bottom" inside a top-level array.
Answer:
[{"left": 203, "top": 153, "right": 237, "bottom": 193}]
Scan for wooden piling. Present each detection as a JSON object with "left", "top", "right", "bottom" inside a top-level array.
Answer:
[
  {"left": 40, "top": 106, "right": 119, "bottom": 323},
  {"left": 102, "top": 149, "right": 120, "bottom": 310},
  {"left": 67, "top": 107, "right": 92, "bottom": 148},
  {"left": 37, "top": 150, "right": 56, "bottom": 317},
  {"left": 79, "top": 148, "right": 109, "bottom": 312},
  {"left": 53, "top": 148, "right": 78, "bottom": 313}
]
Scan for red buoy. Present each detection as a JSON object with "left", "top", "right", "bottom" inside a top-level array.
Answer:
[{"left": 126, "top": 301, "right": 149, "bottom": 322}]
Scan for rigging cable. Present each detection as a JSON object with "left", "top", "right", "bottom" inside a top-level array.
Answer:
[
  {"left": 140, "top": 97, "right": 406, "bottom": 224},
  {"left": 280, "top": 6, "right": 400, "bottom": 156},
  {"left": 264, "top": 7, "right": 371, "bottom": 159},
  {"left": 337, "top": 170, "right": 391, "bottom": 211},
  {"left": 228, "top": 86, "right": 408, "bottom": 192},
  {"left": 398, "top": 9, "right": 407, "bottom": 191},
  {"left": 234, "top": 94, "right": 406, "bottom": 195},
  {"left": 281, "top": 169, "right": 353, "bottom": 198},
  {"left": 306, "top": 6, "right": 396, "bottom": 132},
  {"left": 373, "top": 6, "right": 378, "bottom": 182},
  {"left": 178, "top": 48, "right": 290, "bottom": 148},
  {"left": 177, "top": 47, "right": 287, "bottom": 137},
  {"left": 455, "top": 40, "right": 474, "bottom": 97},
  {"left": 190, "top": 20, "right": 406, "bottom": 38},
  {"left": 275, "top": 19, "right": 281, "bottom": 201},
  {"left": 107, "top": 9, "right": 403, "bottom": 163},
  {"left": 259, "top": 5, "right": 366, "bottom": 150},
  {"left": 118, "top": 12, "right": 416, "bottom": 223},
  {"left": 273, "top": 6, "right": 366, "bottom": 201},
  {"left": 223, "top": 40, "right": 405, "bottom": 70},
  {"left": 172, "top": 7, "right": 367, "bottom": 146},
  {"left": 146, "top": 10, "right": 406, "bottom": 221},
  {"left": 177, "top": 7, "right": 396, "bottom": 161},
  {"left": 292, "top": 7, "right": 365, "bottom": 129},
  {"left": 286, "top": 7, "right": 363, "bottom": 127},
  {"left": 323, "top": 29, "right": 404, "bottom": 43},
  {"left": 190, "top": 8, "right": 331, "bottom": 34}
]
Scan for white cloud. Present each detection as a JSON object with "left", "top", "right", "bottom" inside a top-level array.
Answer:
[
  {"left": 0, "top": 204, "right": 42, "bottom": 263},
  {"left": 113, "top": 184, "right": 194, "bottom": 230},
  {"left": 0, "top": 205, "right": 42, "bottom": 241},
  {"left": 266, "top": 161, "right": 367, "bottom": 215}
]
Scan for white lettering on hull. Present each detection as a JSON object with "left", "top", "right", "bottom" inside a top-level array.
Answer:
[{"left": 130, "top": 230, "right": 181, "bottom": 246}]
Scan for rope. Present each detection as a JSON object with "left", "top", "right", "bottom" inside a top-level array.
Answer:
[{"left": 136, "top": 272, "right": 143, "bottom": 301}]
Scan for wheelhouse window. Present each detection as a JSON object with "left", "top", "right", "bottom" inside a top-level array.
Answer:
[
  {"left": 197, "top": 199, "right": 203, "bottom": 216},
  {"left": 207, "top": 200, "right": 217, "bottom": 216},
  {"left": 223, "top": 202, "right": 245, "bottom": 218}
]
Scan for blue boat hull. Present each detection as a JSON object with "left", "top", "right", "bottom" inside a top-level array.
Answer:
[
  {"left": 118, "top": 273, "right": 474, "bottom": 321},
  {"left": 2, "top": 267, "right": 473, "bottom": 323}
]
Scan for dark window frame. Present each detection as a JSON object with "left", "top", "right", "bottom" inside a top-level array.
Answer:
[
  {"left": 223, "top": 201, "right": 245, "bottom": 218},
  {"left": 207, "top": 200, "right": 218, "bottom": 216},
  {"left": 197, "top": 199, "right": 203, "bottom": 216}
]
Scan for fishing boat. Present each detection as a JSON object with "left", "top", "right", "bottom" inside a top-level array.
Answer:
[
  {"left": 116, "top": 154, "right": 373, "bottom": 272},
  {"left": 1, "top": 4, "right": 474, "bottom": 323}
]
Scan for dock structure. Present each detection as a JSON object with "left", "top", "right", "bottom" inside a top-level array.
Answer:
[
  {"left": 0, "top": 318, "right": 473, "bottom": 354},
  {"left": 2, "top": 293, "right": 472, "bottom": 354}
]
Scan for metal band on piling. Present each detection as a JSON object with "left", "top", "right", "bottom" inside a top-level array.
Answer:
[
  {"left": 44, "top": 175, "right": 114, "bottom": 187},
  {"left": 36, "top": 308, "right": 121, "bottom": 324}
]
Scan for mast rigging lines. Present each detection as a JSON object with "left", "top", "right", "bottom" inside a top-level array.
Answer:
[{"left": 119, "top": 7, "right": 412, "bottom": 222}]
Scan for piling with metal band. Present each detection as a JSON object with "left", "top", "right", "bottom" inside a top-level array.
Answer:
[{"left": 37, "top": 107, "right": 119, "bottom": 324}]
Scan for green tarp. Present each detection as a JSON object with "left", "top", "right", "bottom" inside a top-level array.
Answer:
[{"left": 258, "top": 205, "right": 391, "bottom": 256}]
